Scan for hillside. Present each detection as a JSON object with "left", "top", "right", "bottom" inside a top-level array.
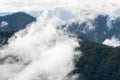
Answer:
[
  {"left": 67, "top": 15, "right": 120, "bottom": 43},
  {"left": 1, "top": 31, "right": 120, "bottom": 80},
  {"left": 0, "top": 31, "right": 14, "bottom": 46},
  {"left": 0, "top": 12, "right": 36, "bottom": 46},
  {"left": 0, "top": 12, "right": 36, "bottom": 31},
  {"left": 75, "top": 38, "right": 120, "bottom": 80},
  {"left": 0, "top": 12, "right": 120, "bottom": 80}
]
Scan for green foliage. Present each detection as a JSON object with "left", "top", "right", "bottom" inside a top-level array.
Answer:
[{"left": 75, "top": 38, "right": 120, "bottom": 80}]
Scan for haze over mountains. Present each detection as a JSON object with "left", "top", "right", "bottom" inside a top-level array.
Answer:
[
  {"left": 1, "top": 0, "right": 120, "bottom": 80},
  {"left": 1, "top": 12, "right": 120, "bottom": 46},
  {"left": 0, "top": 12, "right": 35, "bottom": 31},
  {"left": 0, "top": 12, "right": 120, "bottom": 80}
]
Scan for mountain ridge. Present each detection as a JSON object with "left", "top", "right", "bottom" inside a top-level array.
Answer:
[
  {"left": 67, "top": 15, "right": 120, "bottom": 44},
  {"left": 0, "top": 12, "right": 36, "bottom": 31},
  {"left": 0, "top": 12, "right": 120, "bottom": 80}
]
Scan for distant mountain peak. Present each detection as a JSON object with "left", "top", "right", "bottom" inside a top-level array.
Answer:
[
  {"left": 0, "top": 12, "right": 36, "bottom": 31},
  {"left": 67, "top": 14, "right": 120, "bottom": 44}
]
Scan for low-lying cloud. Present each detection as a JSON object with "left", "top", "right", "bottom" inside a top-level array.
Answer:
[
  {"left": 0, "top": 0, "right": 120, "bottom": 80},
  {"left": 103, "top": 36, "right": 120, "bottom": 47},
  {"left": 0, "top": 10, "right": 80, "bottom": 80}
]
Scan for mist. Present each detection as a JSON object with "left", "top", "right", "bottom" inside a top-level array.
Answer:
[
  {"left": 103, "top": 36, "right": 120, "bottom": 47},
  {"left": 1, "top": 0, "right": 120, "bottom": 80},
  {"left": 0, "top": 10, "right": 81, "bottom": 80}
]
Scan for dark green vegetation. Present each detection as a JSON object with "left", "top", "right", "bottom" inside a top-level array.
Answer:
[
  {"left": 0, "top": 31, "right": 14, "bottom": 46},
  {"left": 74, "top": 38, "right": 120, "bottom": 80},
  {"left": 1, "top": 31, "right": 120, "bottom": 80}
]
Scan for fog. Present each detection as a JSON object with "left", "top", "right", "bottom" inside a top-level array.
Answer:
[{"left": 0, "top": 10, "right": 80, "bottom": 80}]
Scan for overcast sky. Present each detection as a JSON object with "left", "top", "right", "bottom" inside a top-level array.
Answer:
[{"left": 0, "top": 0, "right": 120, "bottom": 14}]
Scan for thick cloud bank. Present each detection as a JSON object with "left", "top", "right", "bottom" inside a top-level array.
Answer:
[{"left": 0, "top": 11, "right": 80, "bottom": 80}]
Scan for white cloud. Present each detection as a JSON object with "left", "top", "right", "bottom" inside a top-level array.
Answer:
[
  {"left": 103, "top": 36, "right": 120, "bottom": 47},
  {"left": 0, "top": 10, "right": 80, "bottom": 80},
  {"left": 0, "top": 21, "right": 8, "bottom": 27},
  {"left": 0, "top": 0, "right": 120, "bottom": 17},
  {"left": 0, "top": 0, "right": 120, "bottom": 29}
]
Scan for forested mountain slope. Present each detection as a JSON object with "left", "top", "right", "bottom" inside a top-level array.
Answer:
[{"left": 0, "top": 12, "right": 35, "bottom": 31}]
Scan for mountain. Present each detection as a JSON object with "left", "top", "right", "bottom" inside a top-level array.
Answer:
[
  {"left": 1, "top": 12, "right": 120, "bottom": 80},
  {"left": 1, "top": 12, "right": 120, "bottom": 44},
  {"left": 74, "top": 37, "right": 120, "bottom": 80},
  {"left": 1, "top": 31, "right": 120, "bottom": 80},
  {"left": 0, "top": 12, "right": 36, "bottom": 31},
  {"left": 0, "top": 31, "right": 14, "bottom": 46},
  {"left": 0, "top": 12, "right": 36, "bottom": 46},
  {"left": 67, "top": 15, "right": 120, "bottom": 43}
]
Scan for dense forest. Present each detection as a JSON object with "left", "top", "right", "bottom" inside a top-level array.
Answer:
[{"left": 75, "top": 38, "right": 120, "bottom": 80}]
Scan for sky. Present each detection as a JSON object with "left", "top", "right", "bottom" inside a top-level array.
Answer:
[
  {"left": 0, "top": 0, "right": 120, "bottom": 22},
  {"left": 0, "top": 0, "right": 120, "bottom": 16}
]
